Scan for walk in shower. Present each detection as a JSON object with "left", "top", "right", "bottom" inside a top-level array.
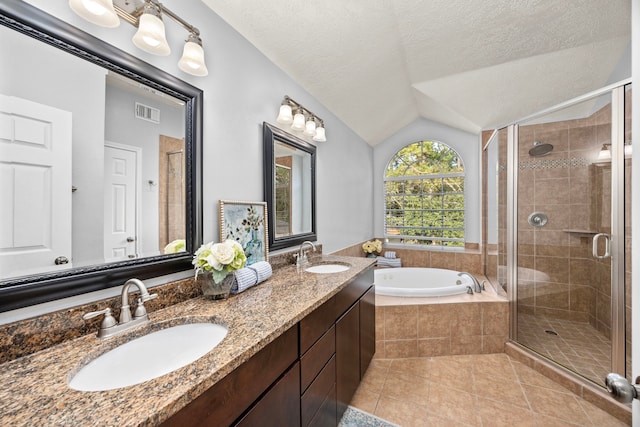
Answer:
[{"left": 484, "top": 81, "right": 632, "bottom": 387}]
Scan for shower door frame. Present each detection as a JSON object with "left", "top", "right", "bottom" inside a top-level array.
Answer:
[{"left": 507, "top": 79, "right": 631, "bottom": 382}]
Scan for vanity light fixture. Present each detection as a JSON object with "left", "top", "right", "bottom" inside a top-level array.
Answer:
[
  {"left": 69, "top": 0, "right": 209, "bottom": 76},
  {"left": 276, "top": 96, "right": 327, "bottom": 142}
]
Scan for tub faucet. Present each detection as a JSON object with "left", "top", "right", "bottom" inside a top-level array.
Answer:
[
  {"left": 458, "top": 272, "right": 483, "bottom": 293},
  {"left": 296, "top": 241, "right": 317, "bottom": 268}
]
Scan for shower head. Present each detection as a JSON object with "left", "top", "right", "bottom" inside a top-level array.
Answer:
[{"left": 529, "top": 141, "right": 553, "bottom": 157}]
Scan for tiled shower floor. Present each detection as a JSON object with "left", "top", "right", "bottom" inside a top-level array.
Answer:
[{"left": 517, "top": 313, "right": 611, "bottom": 386}]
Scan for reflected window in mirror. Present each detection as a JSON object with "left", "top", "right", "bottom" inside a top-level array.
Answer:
[
  {"left": 0, "top": 1, "right": 202, "bottom": 312},
  {"left": 263, "top": 123, "right": 316, "bottom": 251}
]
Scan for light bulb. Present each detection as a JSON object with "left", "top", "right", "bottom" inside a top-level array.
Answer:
[
  {"left": 178, "top": 34, "right": 208, "bottom": 76},
  {"left": 69, "top": 0, "right": 120, "bottom": 28},
  {"left": 276, "top": 104, "right": 293, "bottom": 124},
  {"left": 132, "top": 5, "right": 171, "bottom": 56},
  {"left": 291, "top": 110, "right": 305, "bottom": 131}
]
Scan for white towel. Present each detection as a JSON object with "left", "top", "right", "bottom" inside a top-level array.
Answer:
[
  {"left": 249, "top": 261, "right": 272, "bottom": 283},
  {"left": 231, "top": 261, "right": 273, "bottom": 294},
  {"left": 384, "top": 251, "right": 396, "bottom": 259},
  {"left": 376, "top": 256, "right": 402, "bottom": 268}
]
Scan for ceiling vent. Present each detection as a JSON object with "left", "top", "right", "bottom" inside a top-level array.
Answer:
[{"left": 135, "top": 102, "right": 160, "bottom": 124}]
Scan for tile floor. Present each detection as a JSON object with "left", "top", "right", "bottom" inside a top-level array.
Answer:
[
  {"left": 517, "top": 313, "right": 611, "bottom": 386},
  {"left": 350, "top": 353, "right": 628, "bottom": 426}
]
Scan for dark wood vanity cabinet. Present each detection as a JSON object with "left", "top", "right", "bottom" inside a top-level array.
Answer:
[{"left": 161, "top": 266, "right": 374, "bottom": 427}]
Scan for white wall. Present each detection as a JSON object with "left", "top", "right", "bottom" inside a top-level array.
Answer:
[
  {"left": 373, "top": 117, "right": 481, "bottom": 245},
  {"left": 21, "top": 0, "right": 374, "bottom": 256}
]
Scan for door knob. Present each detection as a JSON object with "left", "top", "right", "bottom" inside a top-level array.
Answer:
[
  {"left": 126, "top": 237, "right": 135, "bottom": 242},
  {"left": 54, "top": 256, "right": 69, "bottom": 265},
  {"left": 605, "top": 373, "right": 640, "bottom": 403}
]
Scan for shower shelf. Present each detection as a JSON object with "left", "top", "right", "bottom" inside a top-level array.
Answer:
[{"left": 562, "top": 229, "right": 598, "bottom": 235}]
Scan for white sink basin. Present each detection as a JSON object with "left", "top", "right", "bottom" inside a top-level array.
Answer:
[
  {"left": 68, "top": 322, "right": 227, "bottom": 391},
  {"left": 305, "top": 263, "right": 350, "bottom": 274}
]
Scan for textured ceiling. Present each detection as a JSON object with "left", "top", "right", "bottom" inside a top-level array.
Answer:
[{"left": 202, "top": 0, "right": 631, "bottom": 145}]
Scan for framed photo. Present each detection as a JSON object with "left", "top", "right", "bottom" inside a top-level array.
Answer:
[{"left": 219, "top": 200, "right": 269, "bottom": 265}]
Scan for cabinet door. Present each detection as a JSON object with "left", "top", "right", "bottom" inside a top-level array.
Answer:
[
  {"left": 359, "top": 286, "right": 375, "bottom": 378},
  {"left": 335, "top": 302, "right": 360, "bottom": 421},
  {"left": 235, "top": 362, "right": 301, "bottom": 427}
]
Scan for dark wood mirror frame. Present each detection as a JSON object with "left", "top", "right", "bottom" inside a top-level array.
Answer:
[
  {"left": 263, "top": 122, "right": 316, "bottom": 251},
  {"left": 0, "top": 0, "right": 203, "bottom": 312}
]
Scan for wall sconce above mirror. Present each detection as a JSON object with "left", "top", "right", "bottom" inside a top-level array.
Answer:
[
  {"left": 263, "top": 123, "right": 316, "bottom": 251},
  {"left": 69, "top": 0, "right": 209, "bottom": 76},
  {"left": 276, "top": 96, "right": 326, "bottom": 142}
]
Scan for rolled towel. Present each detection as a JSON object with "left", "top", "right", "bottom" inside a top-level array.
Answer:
[
  {"left": 248, "top": 261, "right": 273, "bottom": 283},
  {"left": 376, "top": 256, "right": 402, "bottom": 268},
  {"left": 231, "top": 261, "right": 273, "bottom": 294},
  {"left": 232, "top": 268, "right": 258, "bottom": 294},
  {"left": 384, "top": 251, "right": 396, "bottom": 259}
]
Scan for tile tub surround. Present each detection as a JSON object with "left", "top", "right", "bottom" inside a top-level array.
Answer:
[
  {"left": 374, "top": 278, "right": 509, "bottom": 358},
  {"left": 331, "top": 241, "right": 483, "bottom": 275},
  {"left": 0, "top": 255, "right": 374, "bottom": 426}
]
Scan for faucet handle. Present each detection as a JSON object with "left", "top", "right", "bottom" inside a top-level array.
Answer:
[
  {"left": 83, "top": 307, "right": 117, "bottom": 330},
  {"left": 141, "top": 292, "right": 158, "bottom": 303}
]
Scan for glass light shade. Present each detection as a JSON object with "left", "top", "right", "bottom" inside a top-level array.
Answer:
[
  {"left": 313, "top": 125, "right": 326, "bottom": 142},
  {"left": 178, "top": 41, "right": 208, "bottom": 76},
  {"left": 69, "top": 0, "right": 120, "bottom": 28},
  {"left": 291, "top": 111, "right": 306, "bottom": 131},
  {"left": 132, "top": 12, "right": 171, "bottom": 56},
  {"left": 276, "top": 105, "right": 293, "bottom": 124},
  {"left": 624, "top": 142, "right": 632, "bottom": 157},
  {"left": 597, "top": 145, "right": 611, "bottom": 162},
  {"left": 304, "top": 118, "right": 317, "bottom": 136}
]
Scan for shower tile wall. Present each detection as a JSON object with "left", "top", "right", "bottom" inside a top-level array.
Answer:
[{"left": 517, "top": 103, "right": 612, "bottom": 336}]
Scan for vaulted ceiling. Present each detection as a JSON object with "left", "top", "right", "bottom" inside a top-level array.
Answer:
[{"left": 202, "top": 0, "right": 630, "bottom": 146}]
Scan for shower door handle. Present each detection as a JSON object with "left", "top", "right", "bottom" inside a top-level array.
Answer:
[{"left": 592, "top": 233, "right": 611, "bottom": 259}]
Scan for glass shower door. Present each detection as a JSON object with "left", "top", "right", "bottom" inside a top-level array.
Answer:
[{"left": 514, "top": 86, "right": 629, "bottom": 386}]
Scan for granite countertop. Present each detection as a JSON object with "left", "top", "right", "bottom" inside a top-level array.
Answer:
[{"left": 0, "top": 255, "right": 375, "bottom": 426}]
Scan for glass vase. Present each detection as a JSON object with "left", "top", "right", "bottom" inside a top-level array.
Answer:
[{"left": 198, "top": 272, "right": 234, "bottom": 300}]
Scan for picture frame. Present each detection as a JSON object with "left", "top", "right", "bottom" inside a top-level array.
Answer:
[{"left": 219, "top": 200, "right": 269, "bottom": 265}]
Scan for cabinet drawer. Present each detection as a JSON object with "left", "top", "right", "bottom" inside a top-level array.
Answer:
[
  {"left": 300, "top": 325, "right": 335, "bottom": 393},
  {"left": 301, "top": 355, "right": 336, "bottom": 427},
  {"left": 300, "top": 296, "right": 336, "bottom": 355},
  {"left": 307, "top": 384, "right": 336, "bottom": 427},
  {"left": 335, "top": 267, "right": 373, "bottom": 317}
]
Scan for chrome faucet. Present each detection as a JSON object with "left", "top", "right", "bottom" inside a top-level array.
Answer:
[
  {"left": 295, "top": 241, "right": 317, "bottom": 268},
  {"left": 458, "top": 272, "right": 484, "bottom": 293},
  {"left": 82, "top": 278, "right": 158, "bottom": 339}
]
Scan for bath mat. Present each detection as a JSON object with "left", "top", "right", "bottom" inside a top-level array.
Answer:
[{"left": 338, "top": 406, "right": 399, "bottom": 427}]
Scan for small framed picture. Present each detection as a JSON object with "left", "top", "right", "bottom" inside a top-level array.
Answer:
[{"left": 219, "top": 200, "right": 269, "bottom": 265}]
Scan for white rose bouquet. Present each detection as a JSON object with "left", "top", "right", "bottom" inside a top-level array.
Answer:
[{"left": 193, "top": 239, "right": 247, "bottom": 284}]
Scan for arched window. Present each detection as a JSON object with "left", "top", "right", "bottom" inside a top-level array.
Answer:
[{"left": 385, "top": 140, "right": 465, "bottom": 247}]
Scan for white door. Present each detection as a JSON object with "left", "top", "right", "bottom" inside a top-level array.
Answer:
[
  {"left": 103, "top": 143, "right": 139, "bottom": 262},
  {"left": 0, "top": 95, "right": 72, "bottom": 278}
]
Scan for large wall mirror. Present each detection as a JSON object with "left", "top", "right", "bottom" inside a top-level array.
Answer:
[
  {"left": 263, "top": 123, "right": 316, "bottom": 251},
  {"left": 0, "top": 1, "right": 203, "bottom": 312}
]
